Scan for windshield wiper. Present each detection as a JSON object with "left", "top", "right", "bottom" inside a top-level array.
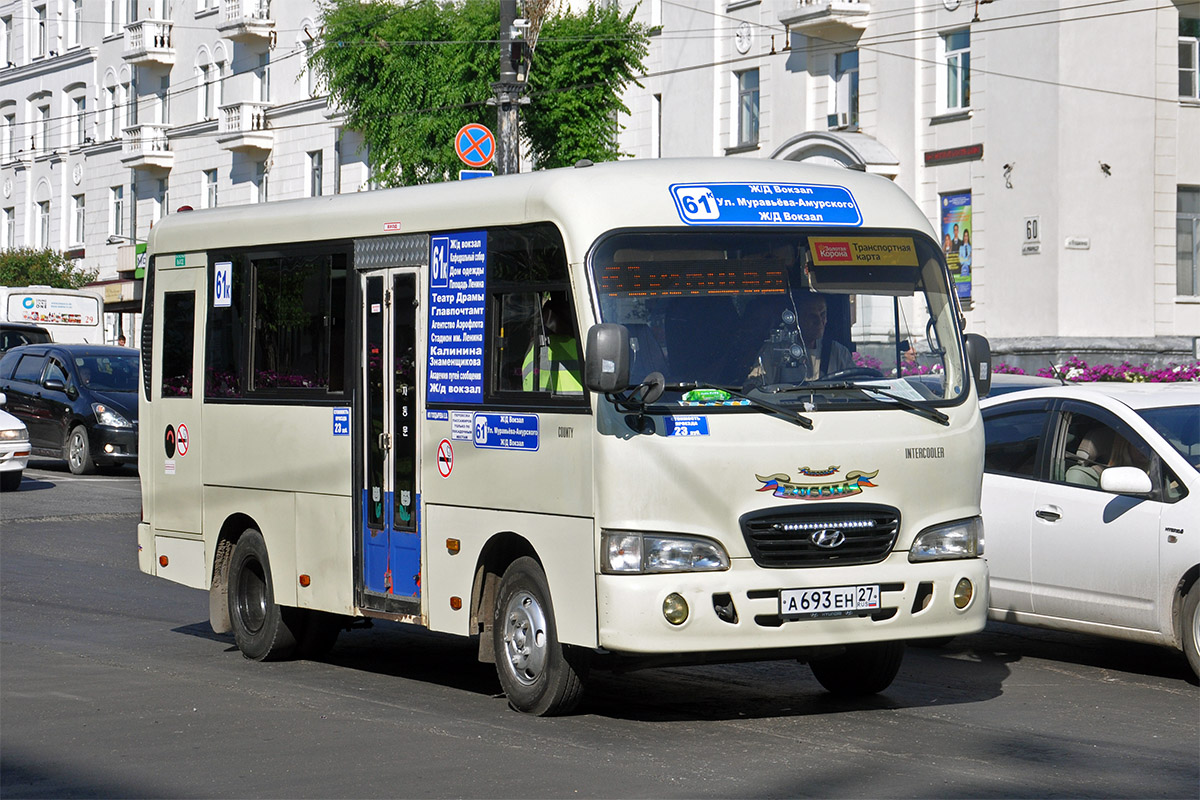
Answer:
[
  {"left": 777, "top": 381, "right": 949, "bottom": 426},
  {"left": 669, "top": 382, "right": 813, "bottom": 430}
]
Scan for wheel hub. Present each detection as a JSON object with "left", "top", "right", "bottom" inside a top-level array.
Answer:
[{"left": 502, "top": 590, "right": 547, "bottom": 686}]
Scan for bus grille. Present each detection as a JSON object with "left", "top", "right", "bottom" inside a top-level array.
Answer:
[{"left": 738, "top": 504, "right": 900, "bottom": 568}]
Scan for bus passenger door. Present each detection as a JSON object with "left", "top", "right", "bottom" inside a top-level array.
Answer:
[{"left": 360, "top": 269, "right": 421, "bottom": 612}]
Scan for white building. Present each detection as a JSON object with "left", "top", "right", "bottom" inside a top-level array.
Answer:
[
  {"left": 617, "top": 0, "right": 1200, "bottom": 369},
  {"left": 0, "top": 0, "right": 370, "bottom": 342},
  {"left": 2, "top": 0, "right": 1198, "bottom": 367}
]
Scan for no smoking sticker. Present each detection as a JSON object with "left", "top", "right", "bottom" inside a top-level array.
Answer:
[
  {"left": 437, "top": 439, "right": 454, "bottom": 478},
  {"left": 176, "top": 424, "right": 189, "bottom": 456}
]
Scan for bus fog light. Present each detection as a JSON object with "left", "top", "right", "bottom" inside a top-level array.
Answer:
[
  {"left": 663, "top": 593, "right": 689, "bottom": 625},
  {"left": 953, "top": 578, "right": 974, "bottom": 609}
]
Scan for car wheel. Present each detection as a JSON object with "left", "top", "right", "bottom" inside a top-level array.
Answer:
[
  {"left": 809, "top": 641, "right": 905, "bottom": 697},
  {"left": 0, "top": 470, "right": 21, "bottom": 491},
  {"left": 227, "top": 529, "right": 300, "bottom": 661},
  {"left": 1183, "top": 583, "right": 1200, "bottom": 681},
  {"left": 66, "top": 426, "right": 95, "bottom": 475},
  {"left": 492, "top": 557, "right": 589, "bottom": 715}
]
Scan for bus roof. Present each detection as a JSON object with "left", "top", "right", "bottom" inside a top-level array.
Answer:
[{"left": 146, "top": 158, "right": 936, "bottom": 259}]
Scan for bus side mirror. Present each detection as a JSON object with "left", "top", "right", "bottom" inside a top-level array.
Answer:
[
  {"left": 964, "top": 333, "right": 992, "bottom": 398},
  {"left": 584, "top": 323, "right": 630, "bottom": 394}
]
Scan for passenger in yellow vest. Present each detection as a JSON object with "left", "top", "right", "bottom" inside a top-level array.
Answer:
[{"left": 522, "top": 293, "right": 583, "bottom": 394}]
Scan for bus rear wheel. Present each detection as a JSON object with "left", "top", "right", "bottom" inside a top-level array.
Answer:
[
  {"left": 809, "top": 641, "right": 905, "bottom": 697},
  {"left": 492, "top": 557, "right": 589, "bottom": 716},
  {"left": 228, "top": 529, "right": 300, "bottom": 661}
]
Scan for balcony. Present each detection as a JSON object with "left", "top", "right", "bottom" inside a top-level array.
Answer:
[
  {"left": 217, "top": 0, "right": 275, "bottom": 44},
  {"left": 216, "top": 102, "right": 273, "bottom": 154},
  {"left": 779, "top": 0, "right": 870, "bottom": 38},
  {"left": 120, "top": 124, "right": 173, "bottom": 171},
  {"left": 124, "top": 19, "right": 175, "bottom": 67}
]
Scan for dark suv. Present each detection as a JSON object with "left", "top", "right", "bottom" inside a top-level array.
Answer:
[
  {"left": 0, "top": 344, "right": 139, "bottom": 474},
  {"left": 0, "top": 322, "right": 53, "bottom": 353}
]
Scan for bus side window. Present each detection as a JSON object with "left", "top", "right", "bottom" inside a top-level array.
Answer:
[
  {"left": 161, "top": 291, "right": 196, "bottom": 398},
  {"left": 496, "top": 292, "right": 542, "bottom": 392}
]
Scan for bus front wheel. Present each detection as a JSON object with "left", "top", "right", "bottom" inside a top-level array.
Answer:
[
  {"left": 809, "top": 641, "right": 905, "bottom": 696},
  {"left": 228, "top": 529, "right": 300, "bottom": 661},
  {"left": 492, "top": 557, "right": 589, "bottom": 715}
]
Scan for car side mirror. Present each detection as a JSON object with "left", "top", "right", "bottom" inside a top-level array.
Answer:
[
  {"left": 964, "top": 333, "right": 992, "bottom": 398},
  {"left": 0, "top": 391, "right": 6, "bottom": 406},
  {"left": 584, "top": 323, "right": 631, "bottom": 394},
  {"left": 1100, "top": 466, "right": 1153, "bottom": 496},
  {"left": 42, "top": 378, "right": 66, "bottom": 393}
]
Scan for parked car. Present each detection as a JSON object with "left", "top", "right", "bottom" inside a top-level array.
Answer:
[
  {"left": 0, "top": 344, "right": 139, "bottom": 475},
  {"left": 0, "top": 322, "right": 52, "bottom": 353},
  {"left": 980, "top": 383, "right": 1199, "bottom": 678},
  {"left": 0, "top": 391, "right": 30, "bottom": 491}
]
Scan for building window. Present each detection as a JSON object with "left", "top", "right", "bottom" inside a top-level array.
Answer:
[
  {"left": 257, "top": 53, "right": 271, "bottom": 103},
  {"left": 1179, "top": 186, "right": 1200, "bottom": 297},
  {"left": 203, "top": 169, "right": 218, "bottom": 208},
  {"left": 3, "top": 207, "right": 14, "bottom": 248},
  {"left": 1182, "top": 17, "right": 1200, "bottom": 100},
  {"left": 72, "top": 194, "right": 85, "bottom": 244},
  {"left": 124, "top": 79, "right": 137, "bottom": 128},
  {"left": 304, "top": 39, "right": 317, "bottom": 96},
  {"left": 34, "top": 5, "right": 47, "bottom": 58},
  {"left": 158, "top": 76, "right": 170, "bottom": 124},
  {"left": 37, "top": 201, "right": 50, "bottom": 248},
  {"left": 111, "top": 185, "right": 124, "bottom": 237},
  {"left": 1, "top": 17, "right": 12, "bottom": 66},
  {"left": 255, "top": 161, "right": 269, "bottom": 203},
  {"left": 35, "top": 104, "right": 50, "bottom": 152},
  {"left": 158, "top": 178, "right": 169, "bottom": 219},
  {"left": 1, "top": 113, "right": 13, "bottom": 161},
  {"left": 309, "top": 150, "right": 323, "bottom": 197},
  {"left": 107, "top": 0, "right": 121, "bottom": 35},
  {"left": 942, "top": 29, "right": 970, "bottom": 111},
  {"left": 651, "top": 93, "right": 662, "bottom": 158},
  {"left": 833, "top": 50, "right": 859, "bottom": 128},
  {"left": 70, "top": 0, "right": 83, "bottom": 47},
  {"left": 198, "top": 65, "right": 213, "bottom": 119},
  {"left": 735, "top": 69, "right": 759, "bottom": 147},
  {"left": 72, "top": 96, "right": 87, "bottom": 146}
]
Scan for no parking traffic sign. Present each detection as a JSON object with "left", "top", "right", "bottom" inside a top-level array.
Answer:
[{"left": 455, "top": 124, "right": 495, "bottom": 169}]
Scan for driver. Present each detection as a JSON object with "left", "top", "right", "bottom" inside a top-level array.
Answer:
[{"left": 797, "top": 291, "right": 854, "bottom": 378}]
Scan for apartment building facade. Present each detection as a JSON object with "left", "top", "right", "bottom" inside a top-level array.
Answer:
[
  {"left": 0, "top": 0, "right": 368, "bottom": 341},
  {"left": 617, "top": 0, "right": 1200, "bottom": 368}
]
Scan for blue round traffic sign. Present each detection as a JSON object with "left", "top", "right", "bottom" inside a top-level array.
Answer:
[{"left": 455, "top": 124, "right": 495, "bottom": 168}]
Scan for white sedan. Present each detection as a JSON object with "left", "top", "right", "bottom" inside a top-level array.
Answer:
[
  {"left": 0, "top": 391, "right": 31, "bottom": 491},
  {"left": 980, "top": 383, "right": 1199, "bottom": 678}
]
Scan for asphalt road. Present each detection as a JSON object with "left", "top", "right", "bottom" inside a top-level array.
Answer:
[{"left": 2, "top": 460, "right": 1197, "bottom": 798}]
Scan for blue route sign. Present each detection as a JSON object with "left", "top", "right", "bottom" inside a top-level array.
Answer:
[
  {"left": 455, "top": 124, "right": 495, "bottom": 169},
  {"left": 473, "top": 412, "right": 539, "bottom": 452},
  {"left": 669, "top": 182, "right": 862, "bottom": 227}
]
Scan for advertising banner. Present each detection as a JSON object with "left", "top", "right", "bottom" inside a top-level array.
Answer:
[{"left": 940, "top": 192, "right": 973, "bottom": 308}]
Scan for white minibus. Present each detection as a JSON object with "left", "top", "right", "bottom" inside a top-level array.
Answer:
[
  {"left": 137, "top": 158, "right": 992, "bottom": 714},
  {"left": 1, "top": 285, "right": 105, "bottom": 344}
]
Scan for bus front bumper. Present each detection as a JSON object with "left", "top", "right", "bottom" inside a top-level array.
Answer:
[{"left": 595, "top": 554, "right": 987, "bottom": 655}]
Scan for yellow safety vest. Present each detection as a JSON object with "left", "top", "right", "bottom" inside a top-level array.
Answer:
[{"left": 522, "top": 334, "right": 583, "bottom": 393}]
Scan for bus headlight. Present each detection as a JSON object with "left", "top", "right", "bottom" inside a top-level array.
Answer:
[
  {"left": 909, "top": 517, "right": 984, "bottom": 562},
  {"left": 92, "top": 403, "right": 133, "bottom": 428},
  {"left": 602, "top": 531, "right": 730, "bottom": 574}
]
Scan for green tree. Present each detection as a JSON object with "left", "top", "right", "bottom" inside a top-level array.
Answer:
[
  {"left": 0, "top": 248, "right": 98, "bottom": 289},
  {"left": 312, "top": 0, "right": 648, "bottom": 185}
]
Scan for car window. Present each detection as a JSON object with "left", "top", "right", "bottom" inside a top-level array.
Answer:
[
  {"left": 983, "top": 407, "right": 1052, "bottom": 478},
  {"left": 12, "top": 354, "right": 46, "bottom": 383},
  {"left": 1056, "top": 409, "right": 1155, "bottom": 493},
  {"left": 1137, "top": 405, "right": 1200, "bottom": 471},
  {"left": 45, "top": 357, "right": 69, "bottom": 386},
  {"left": 76, "top": 355, "right": 139, "bottom": 392}
]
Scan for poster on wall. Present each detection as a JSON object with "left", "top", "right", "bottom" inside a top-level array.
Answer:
[{"left": 940, "top": 192, "right": 973, "bottom": 309}]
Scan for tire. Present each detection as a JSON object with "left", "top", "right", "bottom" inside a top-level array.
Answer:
[
  {"left": 227, "top": 529, "right": 300, "bottom": 661},
  {"left": 809, "top": 641, "right": 906, "bottom": 697},
  {"left": 1183, "top": 583, "right": 1200, "bottom": 682},
  {"left": 66, "top": 426, "right": 95, "bottom": 475},
  {"left": 0, "top": 470, "right": 21, "bottom": 491},
  {"left": 492, "top": 557, "right": 589, "bottom": 715}
]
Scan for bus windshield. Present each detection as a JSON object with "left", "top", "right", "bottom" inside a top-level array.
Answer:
[{"left": 591, "top": 229, "right": 968, "bottom": 407}]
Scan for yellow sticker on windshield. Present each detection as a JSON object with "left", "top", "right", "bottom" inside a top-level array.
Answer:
[{"left": 809, "top": 237, "right": 919, "bottom": 267}]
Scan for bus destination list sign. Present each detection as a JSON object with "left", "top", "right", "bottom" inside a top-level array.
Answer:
[
  {"left": 669, "top": 183, "right": 862, "bottom": 227},
  {"left": 428, "top": 231, "right": 487, "bottom": 404}
]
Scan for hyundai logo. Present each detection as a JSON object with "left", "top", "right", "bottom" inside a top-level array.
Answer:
[{"left": 810, "top": 528, "right": 846, "bottom": 549}]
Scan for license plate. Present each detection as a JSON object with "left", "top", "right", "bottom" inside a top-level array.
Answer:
[{"left": 780, "top": 585, "right": 881, "bottom": 619}]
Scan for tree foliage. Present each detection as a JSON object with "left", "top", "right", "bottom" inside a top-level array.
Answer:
[
  {"left": 0, "top": 248, "right": 98, "bottom": 289},
  {"left": 312, "top": 0, "right": 648, "bottom": 185}
]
